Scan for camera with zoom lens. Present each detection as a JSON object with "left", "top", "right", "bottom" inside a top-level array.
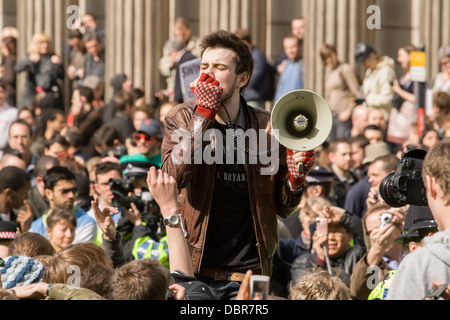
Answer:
[
  {"left": 109, "top": 178, "right": 161, "bottom": 226},
  {"left": 379, "top": 149, "right": 428, "bottom": 208}
]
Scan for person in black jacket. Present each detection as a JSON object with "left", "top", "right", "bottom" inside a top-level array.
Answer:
[
  {"left": 15, "top": 33, "right": 64, "bottom": 109},
  {"left": 105, "top": 91, "right": 136, "bottom": 142},
  {"left": 165, "top": 38, "right": 198, "bottom": 104},
  {"left": 0, "top": 166, "right": 32, "bottom": 233}
]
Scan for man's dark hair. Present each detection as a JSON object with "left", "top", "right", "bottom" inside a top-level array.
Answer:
[
  {"left": 36, "top": 108, "right": 64, "bottom": 138},
  {"left": 3, "top": 149, "right": 22, "bottom": 159},
  {"left": 68, "top": 30, "right": 83, "bottom": 40},
  {"left": 94, "top": 162, "right": 123, "bottom": 180},
  {"left": 34, "top": 155, "right": 60, "bottom": 178},
  {"left": 305, "top": 181, "right": 332, "bottom": 198},
  {"left": 329, "top": 138, "right": 351, "bottom": 153},
  {"left": 43, "top": 166, "right": 76, "bottom": 191},
  {"left": 64, "top": 127, "right": 83, "bottom": 148},
  {"left": 93, "top": 125, "right": 123, "bottom": 147},
  {"left": 9, "top": 119, "right": 32, "bottom": 137},
  {"left": 363, "top": 124, "right": 384, "bottom": 135},
  {"left": 350, "top": 134, "right": 370, "bottom": 149},
  {"left": 77, "top": 86, "right": 94, "bottom": 104},
  {"left": 374, "top": 154, "right": 399, "bottom": 173},
  {"left": 0, "top": 167, "right": 31, "bottom": 193},
  {"left": 44, "top": 135, "right": 69, "bottom": 150},
  {"left": 200, "top": 29, "right": 254, "bottom": 92}
]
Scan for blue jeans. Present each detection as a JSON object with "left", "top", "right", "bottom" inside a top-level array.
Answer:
[{"left": 195, "top": 274, "right": 241, "bottom": 300}]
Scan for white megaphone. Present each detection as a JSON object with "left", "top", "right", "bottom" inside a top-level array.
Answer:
[{"left": 271, "top": 90, "right": 333, "bottom": 173}]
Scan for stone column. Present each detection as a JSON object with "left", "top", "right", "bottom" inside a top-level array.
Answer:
[
  {"left": 198, "top": 0, "right": 267, "bottom": 49},
  {"left": 104, "top": 0, "right": 170, "bottom": 103},
  {"left": 413, "top": 0, "right": 450, "bottom": 81},
  {"left": 0, "top": 0, "right": 17, "bottom": 30},
  {"left": 302, "top": 0, "right": 376, "bottom": 95}
]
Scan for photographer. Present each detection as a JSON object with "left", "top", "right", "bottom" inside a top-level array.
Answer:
[
  {"left": 110, "top": 160, "right": 167, "bottom": 267},
  {"left": 86, "top": 161, "right": 124, "bottom": 245},
  {"left": 387, "top": 140, "right": 450, "bottom": 300},
  {"left": 349, "top": 203, "right": 406, "bottom": 300}
]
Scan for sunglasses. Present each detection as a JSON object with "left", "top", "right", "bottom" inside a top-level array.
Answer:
[
  {"left": 59, "top": 187, "right": 78, "bottom": 195},
  {"left": 134, "top": 133, "right": 154, "bottom": 143}
]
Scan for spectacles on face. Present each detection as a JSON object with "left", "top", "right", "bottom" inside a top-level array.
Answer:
[
  {"left": 59, "top": 187, "right": 78, "bottom": 195},
  {"left": 134, "top": 133, "right": 154, "bottom": 143}
]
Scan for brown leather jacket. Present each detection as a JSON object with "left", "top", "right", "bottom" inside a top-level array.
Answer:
[{"left": 161, "top": 99, "right": 303, "bottom": 275}]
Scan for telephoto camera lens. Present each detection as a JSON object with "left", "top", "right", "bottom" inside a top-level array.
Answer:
[{"left": 379, "top": 149, "right": 428, "bottom": 208}]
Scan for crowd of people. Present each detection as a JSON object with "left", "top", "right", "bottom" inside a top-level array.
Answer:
[{"left": 0, "top": 13, "right": 450, "bottom": 302}]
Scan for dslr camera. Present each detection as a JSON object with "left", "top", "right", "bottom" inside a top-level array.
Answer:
[
  {"left": 379, "top": 149, "right": 428, "bottom": 208},
  {"left": 109, "top": 178, "right": 161, "bottom": 226}
]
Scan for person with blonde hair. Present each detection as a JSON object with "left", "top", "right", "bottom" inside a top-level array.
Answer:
[
  {"left": 14, "top": 33, "right": 64, "bottom": 108},
  {"left": 289, "top": 268, "right": 351, "bottom": 300},
  {"left": 1, "top": 27, "right": 20, "bottom": 41}
]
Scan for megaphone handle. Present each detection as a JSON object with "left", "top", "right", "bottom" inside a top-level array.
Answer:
[{"left": 298, "top": 163, "right": 305, "bottom": 178}]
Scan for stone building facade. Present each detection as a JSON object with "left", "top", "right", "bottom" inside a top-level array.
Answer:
[{"left": 1, "top": 0, "right": 449, "bottom": 111}]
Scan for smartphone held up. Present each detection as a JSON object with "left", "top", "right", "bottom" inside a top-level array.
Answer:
[
  {"left": 250, "top": 275, "right": 270, "bottom": 300},
  {"left": 316, "top": 217, "right": 328, "bottom": 237}
]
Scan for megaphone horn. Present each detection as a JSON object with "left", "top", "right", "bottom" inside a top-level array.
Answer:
[{"left": 271, "top": 90, "right": 333, "bottom": 173}]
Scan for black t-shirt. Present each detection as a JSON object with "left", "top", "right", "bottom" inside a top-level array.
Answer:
[{"left": 201, "top": 122, "right": 260, "bottom": 271}]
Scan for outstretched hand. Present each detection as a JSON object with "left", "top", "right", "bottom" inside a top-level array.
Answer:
[{"left": 91, "top": 196, "right": 119, "bottom": 240}]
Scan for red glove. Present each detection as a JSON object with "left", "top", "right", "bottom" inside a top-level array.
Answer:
[
  {"left": 287, "top": 149, "right": 316, "bottom": 188},
  {"left": 191, "top": 73, "right": 223, "bottom": 121}
]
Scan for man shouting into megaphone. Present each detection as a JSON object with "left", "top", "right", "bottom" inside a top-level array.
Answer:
[{"left": 160, "top": 29, "right": 315, "bottom": 300}]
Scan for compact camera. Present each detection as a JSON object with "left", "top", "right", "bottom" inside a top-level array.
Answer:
[
  {"left": 379, "top": 149, "right": 428, "bottom": 208},
  {"left": 380, "top": 213, "right": 393, "bottom": 229}
]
